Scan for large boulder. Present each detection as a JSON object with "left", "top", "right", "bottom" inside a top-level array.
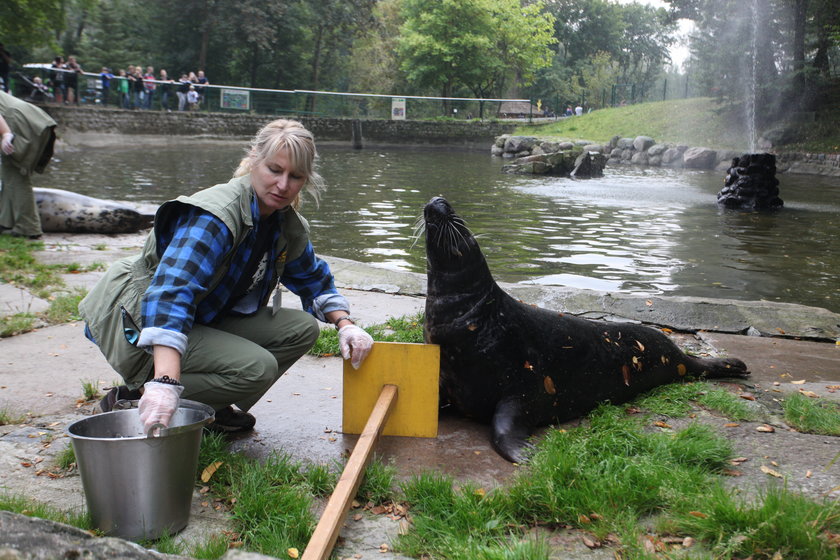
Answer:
[
  {"left": 647, "top": 143, "right": 668, "bottom": 157},
  {"left": 682, "top": 147, "right": 718, "bottom": 169},
  {"left": 633, "top": 135, "right": 655, "bottom": 152},
  {"left": 503, "top": 135, "right": 537, "bottom": 154},
  {"left": 616, "top": 137, "right": 635, "bottom": 149}
]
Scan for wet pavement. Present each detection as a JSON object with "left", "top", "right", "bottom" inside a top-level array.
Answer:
[{"left": 1, "top": 231, "right": 839, "bottom": 559}]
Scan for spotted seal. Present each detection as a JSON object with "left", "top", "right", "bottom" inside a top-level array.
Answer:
[
  {"left": 34, "top": 187, "right": 155, "bottom": 233},
  {"left": 423, "top": 197, "right": 750, "bottom": 463}
]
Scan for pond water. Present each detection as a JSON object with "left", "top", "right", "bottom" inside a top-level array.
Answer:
[{"left": 45, "top": 142, "right": 839, "bottom": 313}]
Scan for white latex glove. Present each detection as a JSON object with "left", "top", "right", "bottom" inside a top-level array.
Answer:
[
  {"left": 139, "top": 381, "right": 184, "bottom": 435},
  {"left": 338, "top": 324, "right": 374, "bottom": 369},
  {"left": 1, "top": 133, "right": 14, "bottom": 155}
]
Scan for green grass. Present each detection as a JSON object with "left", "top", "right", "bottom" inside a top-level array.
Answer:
[
  {"left": 308, "top": 311, "right": 426, "bottom": 357},
  {"left": 55, "top": 443, "right": 76, "bottom": 470},
  {"left": 633, "top": 381, "right": 759, "bottom": 421},
  {"left": 0, "top": 405, "right": 27, "bottom": 425},
  {"left": 0, "top": 237, "right": 94, "bottom": 336},
  {"left": 80, "top": 379, "right": 102, "bottom": 402},
  {"left": 517, "top": 97, "right": 840, "bottom": 154},
  {"left": 396, "top": 402, "right": 839, "bottom": 559},
  {"left": 783, "top": 392, "right": 840, "bottom": 436},
  {"left": 0, "top": 493, "right": 91, "bottom": 530},
  {"left": 0, "top": 312, "right": 37, "bottom": 337},
  {"left": 195, "top": 431, "right": 399, "bottom": 558},
  {"left": 662, "top": 484, "right": 840, "bottom": 560}
]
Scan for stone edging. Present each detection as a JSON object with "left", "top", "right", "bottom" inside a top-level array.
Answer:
[{"left": 492, "top": 134, "right": 840, "bottom": 177}]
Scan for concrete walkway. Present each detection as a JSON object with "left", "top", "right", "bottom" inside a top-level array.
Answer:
[{"left": 1, "top": 231, "right": 838, "bottom": 559}]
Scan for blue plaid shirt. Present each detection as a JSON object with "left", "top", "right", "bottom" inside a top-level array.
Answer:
[{"left": 137, "top": 196, "right": 347, "bottom": 354}]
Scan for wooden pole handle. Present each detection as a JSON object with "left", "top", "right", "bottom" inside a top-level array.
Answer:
[{"left": 301, "top": 384, "right": 398, "bottom": 560}]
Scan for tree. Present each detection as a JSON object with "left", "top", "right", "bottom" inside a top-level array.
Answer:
[
  {"left": 398, "top": 0, "right": 555, "bottom": 115},
  {"left": 0, "top": 0, "right": 62, "bottom": 51}
]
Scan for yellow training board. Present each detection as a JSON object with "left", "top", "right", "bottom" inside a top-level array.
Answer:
[{"left": 342, "top": 341, "right": 440, "bottom": 438}]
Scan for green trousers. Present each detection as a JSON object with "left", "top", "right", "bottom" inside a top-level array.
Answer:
[
  {"left": 0, "top": 159, "right": 43, "bottom": 237},
  {"left": 174, "top": 307, "right": 320, "bottom": 412}
]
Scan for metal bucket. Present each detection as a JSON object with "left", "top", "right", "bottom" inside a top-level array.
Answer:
[{"left": 66, "top": 399, "right": 215, "bottom": 540}]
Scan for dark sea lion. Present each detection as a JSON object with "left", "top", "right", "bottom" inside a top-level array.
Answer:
[{"left": 423, "top": 197, "right": 750, "bottom": 463}]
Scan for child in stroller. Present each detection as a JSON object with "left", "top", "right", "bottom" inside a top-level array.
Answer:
[{"left": 18, "top": 73, "right": 54, "bottom": 102}]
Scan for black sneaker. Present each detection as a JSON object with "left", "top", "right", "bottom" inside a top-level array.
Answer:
[
  {"left": 206, "top": 406, "right": 256, "bottom": 433},
  {"left": 98, "top": 385, "right": 142, "bottom": 412}
]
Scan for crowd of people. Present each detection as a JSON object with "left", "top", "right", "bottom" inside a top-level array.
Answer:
[{"left": 43, "top": 55, "right": 210, "bottom": 111}]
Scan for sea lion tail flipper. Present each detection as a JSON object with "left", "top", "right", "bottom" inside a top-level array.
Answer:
[
  {"left": 695, "top": 357, "right": 751, "bottom": 379},
  {"left": 491, "top": 396, "right": 534, "bottom": 464}
]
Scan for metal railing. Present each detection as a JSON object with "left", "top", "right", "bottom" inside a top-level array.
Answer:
[{"left": 14, "top": 65, "right": 532, "bottom": 121}]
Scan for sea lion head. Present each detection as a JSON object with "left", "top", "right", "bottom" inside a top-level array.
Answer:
[{"left": 423, "top": 197, "right": 485, "bottom": 273}]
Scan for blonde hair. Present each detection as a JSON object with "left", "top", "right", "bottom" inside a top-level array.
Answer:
[{"left": 235, "top": 119, "right": 325, "bottom": 209}]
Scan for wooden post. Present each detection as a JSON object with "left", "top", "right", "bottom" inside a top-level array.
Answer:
[{"left": 301, "top": 384, "right": 398, "bottom": 560}]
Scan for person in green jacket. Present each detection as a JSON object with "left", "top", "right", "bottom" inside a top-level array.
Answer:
[
  {"left": 80, "top": 118, "right": 374, "bottom": 434},
  {"left": 0, "top": 91, "right": 57, "bottom": 239}
]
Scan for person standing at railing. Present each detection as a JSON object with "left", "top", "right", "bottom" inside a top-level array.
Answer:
[
  {"left": 158, "top": 69, "right": 172, "bottom": 111},
  {"left": 117, "top": 69, "right": 130, "bottom": 109},
  {"left": 130, "top": 66, "right": 145, "bottom": 109},
  {"left": 65, "top": 56, "right": 83, "bottom": 105},
  {"left": 176, "top": 73, "right": 190, "bottom": 111},
  {"left": 100, "top": 67, "right": 115, "bottom": 106},
  {"left": 50, "top": 56, "right": 65, "bottom": 104},
  {"left": 196, "top": 70, "right": 209, "bottom": 107},
  {"left": 143, "top": 66, "right": 156, "bottom": 110}
]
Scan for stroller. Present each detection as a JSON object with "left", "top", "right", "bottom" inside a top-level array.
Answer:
[{"left": 17, "top": 72, "right": 55, "bottom": 102}]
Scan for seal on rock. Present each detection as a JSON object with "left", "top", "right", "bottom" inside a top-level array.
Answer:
[
  {"left": 423, "top": 197, "right": 750, "bottom": 463},
  {"left": 34, "top": 187, "right": 155, "bottom": 233}
]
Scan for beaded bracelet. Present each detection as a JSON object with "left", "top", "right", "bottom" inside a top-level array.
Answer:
[{"left": 149, "top": 375, "right": 182, "bottom": 387}]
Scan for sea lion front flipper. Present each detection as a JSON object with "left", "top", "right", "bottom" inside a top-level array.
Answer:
[{"left": 491, "top": 396, "right": 534, "bottom": 464}]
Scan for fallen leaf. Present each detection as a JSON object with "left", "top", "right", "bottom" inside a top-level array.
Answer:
[
  {"left": 771, "top": 460, "right": 779, "bottom": 467},
  {"left": 654, "top": 420, "right": 673, "bottom": 429},
  {"left": 688, "top": 511, "right": 708, "bottom": 518},
  {"left": 635, "top": 340, "right": 645, "bottom": 351},
  {"left": 543, "top": 376, "right": 556, "bottom": 394},
  {"left": 677, "top": 363, "right": 687, "bottom": 376},
  {"left": 621, "top": 364, "right": 631, "bottom": 386},
  {"left": 731, "top": 457, "right": 749, "bottom": 464},
  {"left": 523, "top": 361, "right": 534, "bottom": 371},
  {"left": 806, "top": 470, "right": 812, "bottom": 478},
  {"left": 582, "top": 536, "right": 600, "bottom": 549},
  {"left": 739, "top": 393, "right": 755, "bottom": 401},
  {"left": 645, "top": 300, "right": 653, "bottom": 306},
  {"left": 20, "top": 462, "right": 32, "bottom": 468},
  {"left": 467, "top": 324, "right": 478, "bottom": 331},
  {"left": 799, "top": 389, "right": 819, "bottom": 398},
  {"left": 201, "top": 461, "right": 224, "bottom": 483},
  {"left": 661, "top": 327, "right": 673, "bottom": 333},
  {"left": 379, "top": 543, "right": 390, "bottom": 552},
  {"left": 625, "top": 406, "right": 642, "bottom": 414},
  {"left": 287, "top": 548, "right": 299, "bottom": 559},
  {"left": 353, "top": 513, "right": 363, "bottom": 521},
  {"left": 791, "top": 379, "right": 806, "bottom": 385},
  {"left": 578, "top": 514, "right": 591, "bottom": 524},
  {"left": 474, "top": 488, "right": 486, "bottom": 497},
  {"left": 756, "top": 425, "right": 775, "bottom": 433},
  {"left": 723, "top": 468, "right": 743, "bottom": 476},
  {"left": 724, "top": 422, "right": 740, "bottom": 428},
  {"left": 683, "top": 536, "right": 696, "bottom": 548},
  {"left": 760, "top": 465, "right": 784, "bottom": 478}
]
